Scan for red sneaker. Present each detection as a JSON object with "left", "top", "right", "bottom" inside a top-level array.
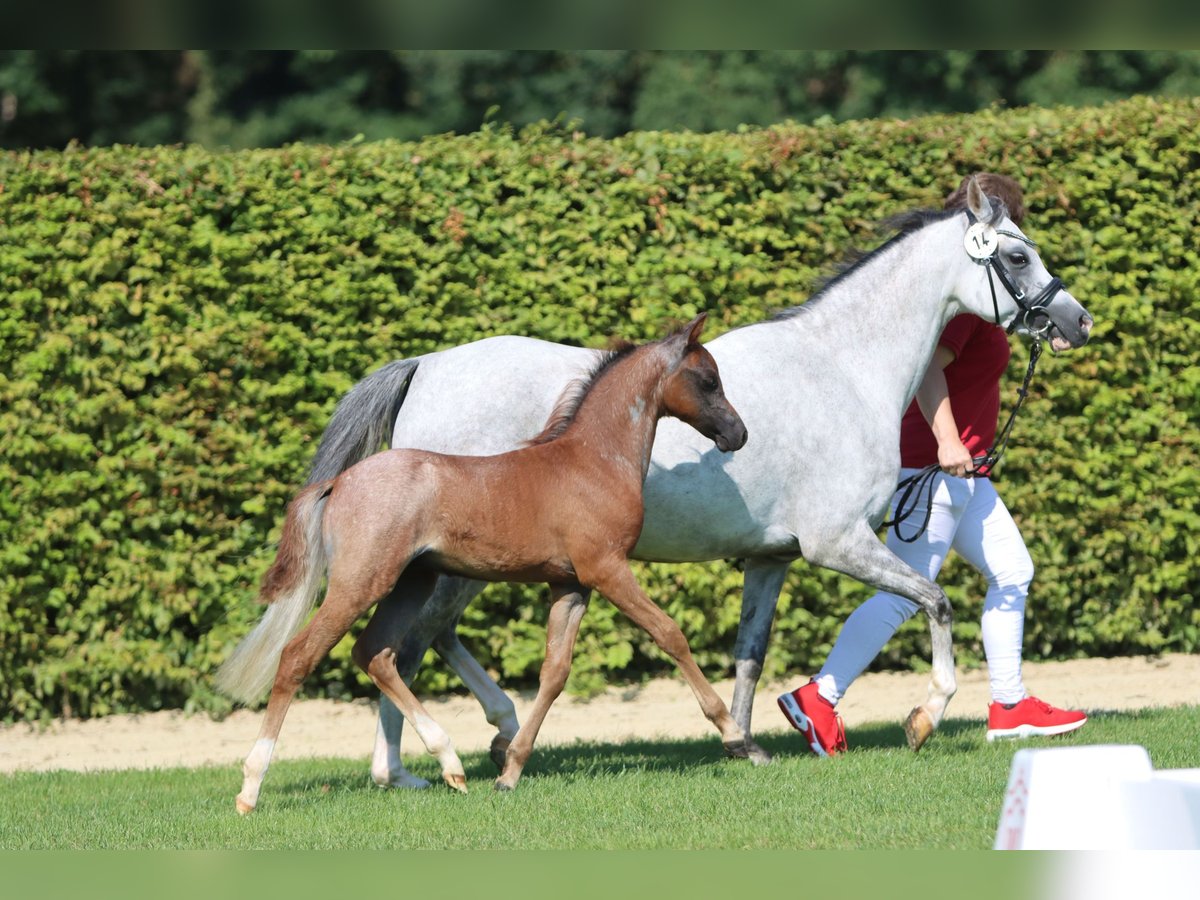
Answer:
[
  {"left": 777, "top": 681, "right": 847, "bottom": 756},
  {"left": 986, "top": 696, "right": 1088, "bottom": 741}
]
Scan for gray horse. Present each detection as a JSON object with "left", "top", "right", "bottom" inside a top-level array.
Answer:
[{"left": 298, "top": 178, "right": 1093, "bottom": 787}]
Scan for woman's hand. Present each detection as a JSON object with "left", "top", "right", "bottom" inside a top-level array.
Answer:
[{"left": 937, "top": 437, "right": 976, "bottom": 478}]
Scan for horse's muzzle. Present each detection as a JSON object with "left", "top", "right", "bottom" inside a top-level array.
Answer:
[
  {"left": 713, "top": 420, "right": 748, "bottom": 453},
  {"left": 1052, "top": 311, "right": 1094, "bottom": 350}
]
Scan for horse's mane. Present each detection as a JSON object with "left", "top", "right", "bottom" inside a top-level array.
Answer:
[
  {"left": 525, "top": 341, "right": 638, "bottom": 445},
  {"left": 772, "top": 197, "right": 1009, "bottom": 321}
]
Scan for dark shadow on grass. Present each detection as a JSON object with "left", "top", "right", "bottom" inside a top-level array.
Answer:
[
  {"left": 262, "top": 709, "right": 1140, "bottom": 806},
  {"left": 472, "top": 735, "right": 744, "bottom": 783},
  {"left": 263, "top": 734, "right": 778, "bottom": 804},
  {"left": 843, "top": 717, "right": 986, "bottom": 754},
  {"left": 501, "top": 719, "right": 995, "bottom": 780}
]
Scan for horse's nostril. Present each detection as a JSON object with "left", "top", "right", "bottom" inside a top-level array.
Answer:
[{"left": 1081, "top": 314, "right": 1094, "bottom": 332}]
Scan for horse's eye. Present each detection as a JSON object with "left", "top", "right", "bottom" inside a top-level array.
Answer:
[
  {"left": 703, "top": 376, "right": 719, "bottom": 392},
  {"left": 1009, "top": 251, "right": 1029, "bottom": 267}
]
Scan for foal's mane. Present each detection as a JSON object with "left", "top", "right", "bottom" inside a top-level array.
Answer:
[
  {"left": 525, "top": 341, "right": 638, "bottom": 446},
  {"left": 773, "top": 197, "right": 1009, "bottom": 321}
]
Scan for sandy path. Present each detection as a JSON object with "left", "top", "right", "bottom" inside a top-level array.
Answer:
[{"left": 1, "top": 654, "right": 1195, "bottom": 774}]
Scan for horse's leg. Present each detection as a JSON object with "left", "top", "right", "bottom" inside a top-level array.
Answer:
[
  {"left": 730, "top": 557, "right": 790, "bottom": 750},
  {"left": 589, "top": 562, "right": 771, "bottom": 765},
  {"left": 364, "top": 648, "right": 468, "bottom": 794},
  {"left": 354, "top": 569, "right": 468, "bottom": 793},
  {"left": 373, "top": 709, "right": 426, "bottom": 789},
  {"left": 433, "top": 622, "right": 521, "bottom": 772},
  {"left": 370, "top": 575, "right": 485, "bottom": 789},
  {"left": 372, "top": 576, "right": 493, "bottom": 787},
  {"left": 235, "top": 585, "right": 373, "bottom": 814},
  {"left": 495, "top": 585, "right": 589, "bottom": 791},
  {"left": 806, "top": 521, "right": 956, "bottom": 751},
  {"left": 370, "top": 575, "right": 448, "bottom": 790}
]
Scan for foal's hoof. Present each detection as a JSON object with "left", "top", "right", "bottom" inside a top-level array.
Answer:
[
  {"left": 443, "top": 772, "right": 469, "bottom": 794},
  {"left": 489, "top": 734, "right": 511, "bottom": 772},
  {"left": 235, "top": 795, "right": 255, "bottom": 816},
  {"left": 904, "top": 706, "right": 935, "bottom": 752}
]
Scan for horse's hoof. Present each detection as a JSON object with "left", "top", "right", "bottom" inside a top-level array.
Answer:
[
  {"left": 372, "top": 766, "right": 432, "bottom": 790},
  {"left": 443, "top": 772, "right": 469, "bottom": 794},
  {"left": 235, "top": 795, "right": 255, "bottom": 816},
  {"left": 904, "top": 706, "right": 935, "bottom": 752},
  {"left": 494, "top": 780, "right": 514, "bottom": 792},
  {"left": 489, "top": 734, "right": 511, "bottom": 772},
  {"left": 723, "top": 738, "right": 766, "bottom": 761},
  {"left": 747, "top": 741, "right": 773, "bottom": 766}
]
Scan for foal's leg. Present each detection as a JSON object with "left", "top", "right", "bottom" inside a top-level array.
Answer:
[
  {"left": 589, "top": 561, "right": 771, "bottom": 765},
  {"left": 495, "top": 584, "right": 590, "bottom": 791},
  {"left": 806, "top": 520, "right": 956, "bottom": 751},
  {"left": 370, "top": 575, "right": 487, "bottom": 789},
  {"left": 354, "top": 570, "right": 468, "bottom": 793},
  {"left": 364, "top": 649, "right": 468, "bottom": 793},
  {"left": 730, "top": 557, "right": 791, "bottom": 750},
  {"left": 235, "top": 586, "right": 373, "bottom": 814},
  {"left": 433, "top": 624, "right": 521, "bottom": 771}
]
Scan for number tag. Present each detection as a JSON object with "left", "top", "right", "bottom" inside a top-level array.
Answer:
[{"left": 965, "top": 222, "right": 999, "bottom": 260}]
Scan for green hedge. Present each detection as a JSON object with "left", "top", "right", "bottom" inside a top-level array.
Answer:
[{"left": 1, "top": 96, "right": 1197, "bottom": 722}]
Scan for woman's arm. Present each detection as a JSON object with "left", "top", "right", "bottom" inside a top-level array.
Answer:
[{"left": 915, "top": 345, "right": 976, "bottom": 477}]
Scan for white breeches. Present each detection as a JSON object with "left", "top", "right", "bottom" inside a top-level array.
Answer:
[{"left": 817, "top": 469, "right": 1034, "bottom": 706}]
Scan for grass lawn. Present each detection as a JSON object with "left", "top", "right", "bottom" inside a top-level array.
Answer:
[{"left": 3, "top": 706, "right": 1197, "bottom": 850}]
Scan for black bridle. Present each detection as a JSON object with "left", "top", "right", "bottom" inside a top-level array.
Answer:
[
  {"left": 884, "top": 211, "right": 1056, "bottom": 543},
  {"left": 964, "top": 208, "right": 1064, "bottom": 339}
]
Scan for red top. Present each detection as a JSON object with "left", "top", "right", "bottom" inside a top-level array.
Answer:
[{"left": 899, "top": 314, "right": 1011, "bottom": 471}]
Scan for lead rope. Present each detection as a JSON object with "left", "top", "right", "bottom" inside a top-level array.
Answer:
[{"left": 883, "top": 338, "right": 1044, "bottom": 543}]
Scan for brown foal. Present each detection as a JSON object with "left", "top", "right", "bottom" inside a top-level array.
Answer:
[{"left": 218, "top": 314, "right": 761, "bottom": 813}]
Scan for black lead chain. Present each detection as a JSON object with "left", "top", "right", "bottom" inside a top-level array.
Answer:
[
  {"left": 975, "top": 338, "right": 1042, "bottom": 474},
  {"left": 883, "top": 338, "right": 1044, "bottom": 543}
]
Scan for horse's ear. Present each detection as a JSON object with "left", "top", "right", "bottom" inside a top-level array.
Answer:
[
  {"left": 684, "top": 312, "right": 708, "bottom": 347},
  {"left": 966, "top": 175, "right": 997, "bottom": 225}
]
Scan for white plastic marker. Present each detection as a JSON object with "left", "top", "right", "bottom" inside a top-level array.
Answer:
[{"left": 995, "top": 744, "right": 1200, "bottom": 850}]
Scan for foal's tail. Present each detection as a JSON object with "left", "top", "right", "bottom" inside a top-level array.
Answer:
[
  {"left": 217, "top": 359, "right": 415, "bottom": 704},
  {"left": 215, "top": 481, "right": 334, "bottom": 705}
]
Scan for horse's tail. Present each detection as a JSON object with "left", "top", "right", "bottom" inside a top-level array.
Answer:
[
  {"left": 215, "top": 480, "right": 334, "bottom": 705},
  {"left": 306, "top": 359, "right": 419, "bottom": 484}
]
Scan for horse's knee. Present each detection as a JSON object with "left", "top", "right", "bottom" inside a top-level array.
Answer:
[
  {"left": 352, "top": 634, "right": 391, "bottom": 674},
  {"left": 929, "top": 588, "right": 953, "bottom": 627},
  {"left": 429, "top": 630, "right": 462, "bottom": 660}
]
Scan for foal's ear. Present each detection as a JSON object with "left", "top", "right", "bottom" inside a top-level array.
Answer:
[
  {"left": 683, "top": 312, "right": 708, "bottom": 347},
  {"left": 966, "top": 175, "right": 998, "bottom": 225}
]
